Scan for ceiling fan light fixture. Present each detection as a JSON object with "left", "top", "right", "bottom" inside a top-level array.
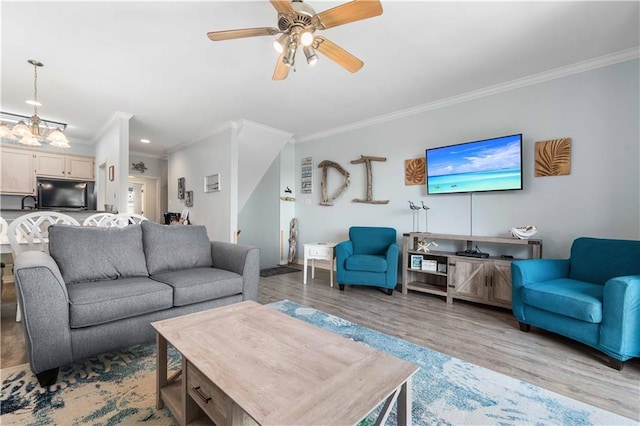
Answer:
[
  {"left": 300, "top": 30, "right": 314, "bottom": 46},
  {"left": 303, "top": 46, "right": 318, "bottom": 65},
  {"left": 273, "top": 33, "right": 290, "bottom": 54},
  {"left": 284, "top": 44, "right": 297, "bottom": 67}
]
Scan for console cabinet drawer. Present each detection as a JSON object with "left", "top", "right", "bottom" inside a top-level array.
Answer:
[{"left": 187, "top": 362, "right": 230, "bottom": 425}]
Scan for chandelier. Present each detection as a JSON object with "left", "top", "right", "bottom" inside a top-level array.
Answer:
[{"left": 0, "top": 59, "right": 70, "bottom": 148}]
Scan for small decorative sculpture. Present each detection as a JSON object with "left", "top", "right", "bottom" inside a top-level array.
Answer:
[
  {"left": 288, "top": 218, "right": 298, "bottom": 264},
  {"left": 417, "top": 239, "right": 438, "bottom": 253},
  {"left": 409, "top": 201, "right": 420, "bottom": 231},
  {"left": 131, "top": 161, "right": 147, "bottom": 173},
  {"left": 421, "top": 201, "right": 430, "bottom": 233},
  {"left": 511, "top": 225, "right": 538, "bottom": 239}
]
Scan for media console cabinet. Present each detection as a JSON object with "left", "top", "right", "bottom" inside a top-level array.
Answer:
[{"left": 401, "top": 232, "right": 542, "bottom": 309}]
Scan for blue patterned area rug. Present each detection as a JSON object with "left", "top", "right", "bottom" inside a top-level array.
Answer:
[{"left": 0, "top": 300, "right": 634, "bottom": 425}]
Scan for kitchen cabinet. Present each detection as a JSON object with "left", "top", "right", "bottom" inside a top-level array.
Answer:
[
  {"left": 36, "top": 152, "right": 94, "bottom": 180},
  {"left": 0, "top": 147, "right": 35, "bottom": 195}
]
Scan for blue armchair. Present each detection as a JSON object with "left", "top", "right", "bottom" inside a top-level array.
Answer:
[
  {"left": 336, "top": 227, "right": 399, "bottom": 295},
  {"left": 512, "top": 237, "right": 640, "bottom": 370}
]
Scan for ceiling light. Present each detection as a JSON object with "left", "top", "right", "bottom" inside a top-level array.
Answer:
[
  {"left": 0, "top": 60, "right": 70, "bottom": 148},
  {"left": 283, "top": 43, "right": 297, "bottom": 67},
  {"left": 273, "top": 34, "right": 290, "bottom": 54},
  {"left": 300, "top": 31, "right": 314, "bottom": 47},
  {"left": 303, "top": 46, "right": 318, "bottom": 66},
  {"left": 140, "top": 139, "right": 150, "bottom": 144}
]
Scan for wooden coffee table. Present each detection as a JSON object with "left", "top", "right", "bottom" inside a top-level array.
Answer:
[{"left": 152, "top": 301, "right": 419, "bottom": 425}]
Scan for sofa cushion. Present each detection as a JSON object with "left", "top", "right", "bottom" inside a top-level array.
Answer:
[
  {"left": 49, "top": 224, "right": 149, "bottom": 283},
  {"left": 522, "top": 278, "right": 604, "bottom": 323},
  {"left": 345, "top": 254, "right": 388, "bottom": 273},
  {"left": 150, "top": 267, "right": 243, "bottom": 306},
  {"left": 142, "top": 221, "right": 213, "bottom": 275},
  {"left": 151, "top": 268, "right": 243, "bottom": 306},
  {"left": 67, "top": 277, "right": 173, "bottom": 328}
]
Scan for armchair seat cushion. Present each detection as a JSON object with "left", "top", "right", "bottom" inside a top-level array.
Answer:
[
  {"left": 67, "top": 277, "right": 173, "bottom": 328},
  {"left": 150, "top": 267, "right": 243, "bottom": 306},
  {"left": 345, "top": 254, "right": 388, "bottom": 273},
  {"left": 522, "top": 278, "right": 603, "bottom": 323}
]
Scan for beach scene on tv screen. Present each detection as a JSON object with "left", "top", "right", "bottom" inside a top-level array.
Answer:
[{"left": 427, "top": 135, "right": 522, "bottom": 194}]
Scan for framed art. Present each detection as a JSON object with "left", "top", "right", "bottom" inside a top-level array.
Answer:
[
  {"left": 204, "top": 173, "right": 220, "bottom": 193},
  {"left": 410, "top": 255, "right": 423, "bottom": 270},
  {"left": 185, "top": 190, "right": 193, "bottom": 207},
  {"left": 301, "top": 157, "right": 312, "bottom": 194},
  {"left": 178, "top": 177, "right": 185, "bottom": 199}
]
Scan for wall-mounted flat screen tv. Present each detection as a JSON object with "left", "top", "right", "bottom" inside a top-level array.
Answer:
[{"left": 426, "top": 133, "right": 523, "bottom": 194}]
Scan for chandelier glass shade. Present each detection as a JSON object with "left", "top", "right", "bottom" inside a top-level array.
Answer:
[{"left": 0, "top": 59, "right": 70, "bottom": 148}]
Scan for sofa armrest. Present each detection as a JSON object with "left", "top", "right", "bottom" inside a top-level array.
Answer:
[
  {"left": 385, "top": 243, "right": 400, "bottom": 287},
  {"left": 14, "top": 251, "right": 73, "bottom": 374},
  {"left": 511, "top": 259, "right": 570, "bottom": 321},
  {"left": 335, "top": 241, "right": 353, "bottom": 284},
  {"left": 211, "top": 242, "right": 260, "bottom": 302},
  {"left": 600, "top": 275, "right": 640, "bottom": 361}
]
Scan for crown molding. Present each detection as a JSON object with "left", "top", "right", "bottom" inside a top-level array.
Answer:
[
  {"left": 129, "top": 150, "right": 168, "bottom": 160},
  {"left": 166, "top": 120, "right": 237, "bottom": 154},
  {"left": 92, "top": 111, "right": 133, "bottom": 143},
  {"left": 238, "top": 119, "right": 294, "bottom": 139},
  {"left": 296, "top": 48, "right": 639, "bottom": 143}
]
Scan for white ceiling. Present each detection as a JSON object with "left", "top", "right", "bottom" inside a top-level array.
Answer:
[{"left": 2, "top": 1, "right": 638, "bottom": 157}]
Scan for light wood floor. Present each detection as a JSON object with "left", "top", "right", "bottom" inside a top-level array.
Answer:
[{"left": 2, "top": 269, "right": 639, "bottom": 421}]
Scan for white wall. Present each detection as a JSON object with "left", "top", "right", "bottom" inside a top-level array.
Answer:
[
  {"left": 168, "top": 126, "right": 235, "bottom": 241},
  {"left": 293, "top": 59, "right": 640, "bottom": 259},
  {"left": 93, "top": 112, "right": 132, "bottom": 213}
]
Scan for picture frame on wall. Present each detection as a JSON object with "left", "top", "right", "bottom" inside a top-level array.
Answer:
[
  {"left": 185, "top": 190, "right": 193, "bottom": 207},
  {"left": 178, "top": 177, "right": 185, "bottom": 199},
  {"left": 204, "top": 173, "right": 220, "bottom": 193},
  {"left": 410, "top": 255, "right": 423, "bottom": 270},
  {"left": 301, "top": 157, "right": 313, "bottom": 194}
]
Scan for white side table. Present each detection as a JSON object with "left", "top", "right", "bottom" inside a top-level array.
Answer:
[{"left": 303, "top": 242, "right": 337, "bottom": 287}]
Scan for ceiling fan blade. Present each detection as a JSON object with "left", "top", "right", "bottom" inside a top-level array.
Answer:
[
  {"left": 207, "top": 27, "right": 280, "bottom": 41},
  {"left": 313, "top": 36, "right": 364, "bottom": 73},
  {"left": 313, "top": 0, "right": 383, "bottom": 29},
  {"left": 272, "top": 53, "right": 290, "bottom": 80},
  {"left": 270, "top": 0, "right": 294, "bottom": 15}
]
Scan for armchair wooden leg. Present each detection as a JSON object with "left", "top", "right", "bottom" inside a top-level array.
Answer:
[
  {"left": 385, "top": 288, "right": 393, "bottom": 295},
  {"left": 339, "top": 284, "right": 345, "bottom": 291},
  {"left": 518, "top": 322, "right": 531, "bottom": 332},
  {"left": 608, "top": 357, "right": 625, "bottom": 371}
]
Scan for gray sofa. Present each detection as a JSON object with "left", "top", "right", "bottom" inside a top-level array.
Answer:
[{"left": 14, "top": 221, "right": 260, "bottom": 386}]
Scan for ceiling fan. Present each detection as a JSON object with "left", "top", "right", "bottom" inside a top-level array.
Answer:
[{"left": 207, "top": 0, "right": 383, "bottom": 80}]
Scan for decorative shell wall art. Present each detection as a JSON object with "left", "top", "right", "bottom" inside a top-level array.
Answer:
[
  {"left": 510, "top": 225, "right": 538, "bottom": 239},
  {"left": 131, "top": 161, "right": 147, "bottom": 173},
  {"left": 535, "top": 138, "right": 571, "bottom": 177},
  {"left": 405, "top": 157, "right": 426, "bottom": 185}
]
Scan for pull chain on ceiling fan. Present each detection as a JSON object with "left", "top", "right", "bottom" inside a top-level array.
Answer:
[{"left": 207, "top": 0, "right": 383, "bottom": 80}]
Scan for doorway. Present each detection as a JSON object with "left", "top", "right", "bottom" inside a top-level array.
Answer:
[{"left": 128, "top": 176, "right": 160, "bottom": 222}]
